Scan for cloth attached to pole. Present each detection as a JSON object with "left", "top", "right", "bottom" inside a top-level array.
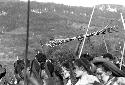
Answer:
[{"left": 92, "top": 58, "right": 125, "bottom": 77}]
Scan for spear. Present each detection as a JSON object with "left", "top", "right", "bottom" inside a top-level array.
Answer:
[
  {"left": 120, "top": 13, "right": 125, "bottom": 70},
  {"left": 78, "top": 5, "right": 96, "bottom": 58}
]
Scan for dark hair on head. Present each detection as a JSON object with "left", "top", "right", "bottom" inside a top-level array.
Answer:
[
  {"left": 102, "top": 53, "right": 115, "bottom": 60},
  {"left": 81, "top": 53, "right": 94, "bottom": 61},
  {"left": 74, "top": 59, "right": 84, "bottom": 68},
  {"left": 35, "top": 53, "right": 47, "bottom": 63},
  {"left": 54, "top": 70, "right": 64, "bottom": 81},
  {"left": 74, "top": 59, "right": 93, "bottom": 75},
  {"left": 62, "top": 60, "right": 70, "bottom": 69}
]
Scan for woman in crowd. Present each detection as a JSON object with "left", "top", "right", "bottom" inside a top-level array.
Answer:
[
  {"left": 92, "top": 55, "right": 125, "bottom": 85},
  {"left": 73, "top": 59, "right": 101, "bottom": 85},
  {"left": 61, "top": 60, "right": 71, "bottom": 85}
]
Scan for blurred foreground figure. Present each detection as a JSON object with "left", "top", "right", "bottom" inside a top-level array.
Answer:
[
  {"left": 30, "top": 52, "right": 47, "bottom": 85},
  {"left": 14, "top": 57, "right": 30, "bottom": 84},
  {"left": 43, "top": 59, "right": 64, "bottom": 85},
  {"left": 30, "top": 52, "right": 63, "bottom": 85}
]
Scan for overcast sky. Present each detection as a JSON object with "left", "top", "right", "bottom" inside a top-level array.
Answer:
[{"left": 21, "top": 0, "right": 125, "bottom": 7}]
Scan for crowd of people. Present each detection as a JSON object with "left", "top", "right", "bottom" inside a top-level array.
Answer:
[{"left": 0, "top": 50, "right": 125, "bottom": 85}]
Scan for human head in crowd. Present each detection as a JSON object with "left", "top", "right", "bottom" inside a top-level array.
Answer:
[
  {"left": 73, "top": 59, "right": 86, "bottom": 78},
  {"left": 35, "top": 52, "right": 47, "bottom": 63},
  {"left": 61, "top": 60, "right": 73, "bottom": 70},
  {"left": 102, "top": 53, "right": 115, "bottom": 61},
  {"left": 61, "top": 60, "right": 71, "bottom": 79},
  {"left": 77, "top": 56, "right": 94, "bottom": 75},
  {"left": 73, "top": 59, "right": 100, "bottom": 85},
  {"left": 73, "top": 59, "right": 92, "bottom": 77},
  {"left": 81, "top": 53, "right": 94, "bottom": 61},
  {"left": 96, "top": 65, "right": 112, "bottom": 83}
]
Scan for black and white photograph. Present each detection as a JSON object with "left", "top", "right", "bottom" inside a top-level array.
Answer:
[{"left": 0, "top": 0, "right": 125, "bottom": 85}]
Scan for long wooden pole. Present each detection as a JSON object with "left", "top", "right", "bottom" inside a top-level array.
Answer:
[
  {"left": 78, "top": 5, "right": 96, "bottom": 58},
  {"left": 24, "top": 0, "right": 30, "bottom": 85},
  {"left": 120, "top": 13, "right": 125, "bottom": 70},
  {"left": 102, "top": 24, "right": 111, "bottom": 53},
  {"left": 103, "top": 35, "right": 109, "bottom": 53},
  {"left": 102, "top": 20, "right": 116, "bottom": 54}
]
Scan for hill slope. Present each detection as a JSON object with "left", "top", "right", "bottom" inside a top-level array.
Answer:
[{"left": 0, "top": 1, "right": 124, "bottom": 60}]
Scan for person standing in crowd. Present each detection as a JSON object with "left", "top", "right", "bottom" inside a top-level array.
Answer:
[
  {"left": 92, "top": 55, "right": 125, "bottom": 85},
  {"left": 73, "top": 59, "right": 101, "bottom": 85},
  {"left": 61, "top": 61, "right": 71, "bottom": 85}
]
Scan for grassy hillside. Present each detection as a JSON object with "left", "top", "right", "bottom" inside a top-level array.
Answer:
[{"left": 0, "top": 1, "right": 124, "bottom": 60}]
